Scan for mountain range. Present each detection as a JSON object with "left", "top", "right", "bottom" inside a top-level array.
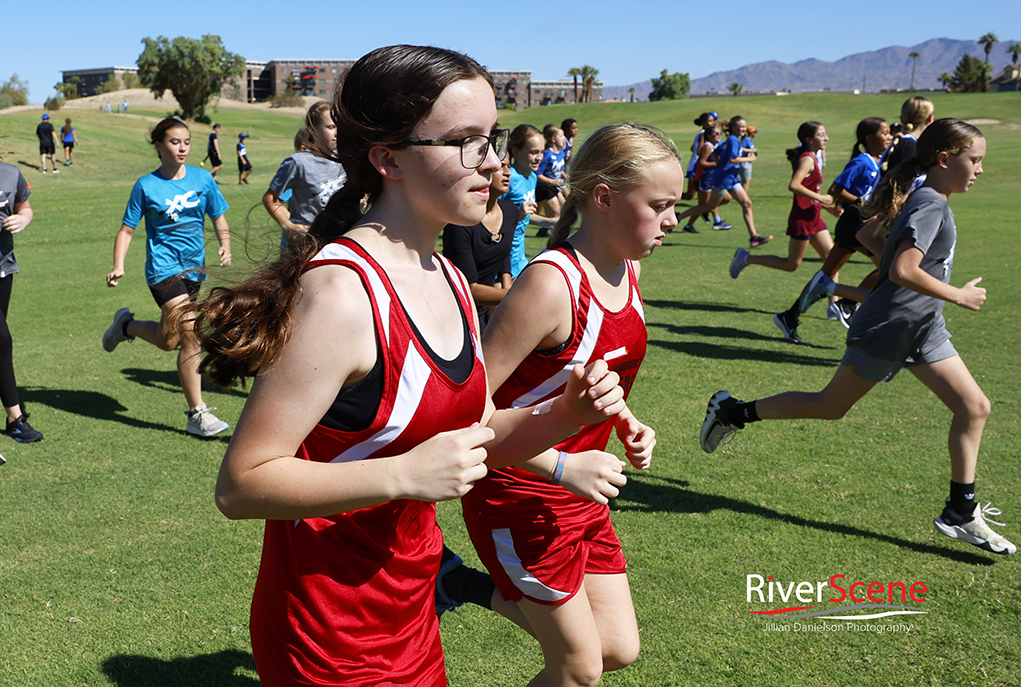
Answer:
[{"left": 603, "top": 38, "right": 1019, "bottom": 101}]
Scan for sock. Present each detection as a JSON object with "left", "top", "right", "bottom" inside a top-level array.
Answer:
[
  {"left": 727, "top": 401, "right": 760, "bottom": 428},
  {"left": 949, "top": 481, "right": 976, "bottom": 518},
  {"left": 780, "top": 298, "right": 800, "bottom": 325},
  {"left": 122, "top": 318, "right": 133, "bottom": 337},
  {"left": 714, "top": 215, "right": 722, "bottom": 223},
  {"left": 441, "top": 560, "right": 496, "bottom": 609}
]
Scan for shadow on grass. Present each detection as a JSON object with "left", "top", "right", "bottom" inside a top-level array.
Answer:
[
  {"left": 17, "top": 160, "right": 42, "bottom": 171},
  {"left": 643, "top": 299, "right": 767, "bottom": 315},
  {"left": 20, "top": 386, "right": 230, "bottom": 442},
  {"left": 617, "top": 472, "right": 995, "bottom": 566},
  {"left": 121, "top": 368, "right": 249, "bottom": 400},
  {"left": 103, "top": 649, "right": 258, "bottom": 687}
]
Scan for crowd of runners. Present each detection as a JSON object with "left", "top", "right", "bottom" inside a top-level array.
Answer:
[{"left": 1, "top": 43, "right": 1011, "bottom": 686}]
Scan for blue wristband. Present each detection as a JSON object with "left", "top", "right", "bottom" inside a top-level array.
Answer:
[{"left": 551, "top": 451, "right": 567, "bottom": 485}]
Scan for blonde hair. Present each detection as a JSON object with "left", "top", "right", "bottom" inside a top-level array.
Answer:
[
  {"left": 305, "top": 101, "right": 333, "bottom": 156},
  {"left": 863, "top": 118, "right": 982, "bottom": 234},
  {"left": 547, "top": 123, "right": 681, "bottom": 248},
  {"left": 900, "top": 96, "right": 934, "bottom": 135}
]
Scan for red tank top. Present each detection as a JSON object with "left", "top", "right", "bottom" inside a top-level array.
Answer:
[
  {"left": 462, "top": 245, "right": 647, "bottom": 517},
  {"left": 788, "top": 151, "right": 826, "bottom": 237},
  {"left": 250, "top": 237, "right": 487, "bottom": 687}
]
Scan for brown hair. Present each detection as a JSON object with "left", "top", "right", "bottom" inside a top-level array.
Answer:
[
  {"left": 863, "top": 118, "right": 983, "bottom": 234},
  {"left": 187, "top": 45, "right": 493, "bottom": 387},
  {"left": 62, "top": 118, "right": 73, "bottom": 136},
  {"left": 547, "top": 123, "right": 681, "bottom": 248},
  {"left": 304, "top": 100, "right": 333, "bottom": 156},
  {"left": 509, "top": 124, "right": 542, "bottom": 161},
  {"left": 785, "top": 121, "right": 823, "bottom": 167},
  {"left": 851, "top": 117, "right": 887, "bottom": 162},
  {"left": 149, "top": 117, "right": 189, "bottom": 160}
]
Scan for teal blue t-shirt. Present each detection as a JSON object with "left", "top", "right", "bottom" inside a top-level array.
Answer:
[{"left": 122, "top": 165, "right": 229, "bottom": 285}]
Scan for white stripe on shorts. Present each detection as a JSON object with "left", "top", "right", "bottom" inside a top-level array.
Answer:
[{"left": 493, "top": 528, "right": 571, "bottom": 603}]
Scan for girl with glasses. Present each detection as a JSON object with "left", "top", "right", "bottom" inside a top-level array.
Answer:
[
  {"left": 463, "top": 123, "right": 676, "bottom": 686},
  {"left": 183, "top": 45, "right": 625, "bottom": 686}
]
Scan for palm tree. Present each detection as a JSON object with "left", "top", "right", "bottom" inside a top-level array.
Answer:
[
  {"left": 578, "top": 65, "right": 599, "bottom": 103},
  {"left": 939, "top": 72, "right": 954, "bottom": 90},
  {"left": 727, "top": 82, "right": 743, "bottom": 96},
  {"left": 979, "top": 32, "right": 998, "bottom": 64},
  {"left": 1009, "top": 43, "right": 1021, "bottom": 66},
  {"left": 628, "top": 87, "right": 635, "bottom": 103},
  {"left": 908, "top": 51, "right": 920, "bottom": 91},
  {"left": 567, "top": 67, "right": 581, "bottom": 103}
]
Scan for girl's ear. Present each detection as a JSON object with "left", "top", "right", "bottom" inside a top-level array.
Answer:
[
  {"left": 592, "top": 183, "right": 614, "bottom": 213},
  {"left": 935, "top": 150, "right": 951, "bottom": 170},
  {"left": 369, "top": 145, "right": 402, "bottom": 180}
]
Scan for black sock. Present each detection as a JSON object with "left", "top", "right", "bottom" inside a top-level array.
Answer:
[
  {"left": 441, "top": 560, "right": 496, "bottom": 610},
  {"left": 122, "top": 318, "right": 133, "bottom": 337},
  {"left": 727, "top": 401, "right": 760, "bottom": 428},
  {"left": 949, "top": 481, "right": 976, "bottom": 517}
]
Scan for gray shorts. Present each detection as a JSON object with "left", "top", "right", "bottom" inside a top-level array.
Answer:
[{"left": 842, "top": 338, "right": 958, "bottom": 383}]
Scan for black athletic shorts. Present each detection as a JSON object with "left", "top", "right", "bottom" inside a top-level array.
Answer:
[
  {"left": 834, "top": 205, "right": 871, "bottom": 255},
  {"left": 536, "top": 183, "right": 561, "bottom": 202},
  {"left": 40, "top": 142, "right": 55, "bottom": 155},
  {"left": 208, "top": 149, "right": 222, "bottom": 166},
  {"left": 149, "top": 277, "right": 202, "bottom": 308},
  {"left": 238, "top": 159, "right": 252, "bottom": 173}
]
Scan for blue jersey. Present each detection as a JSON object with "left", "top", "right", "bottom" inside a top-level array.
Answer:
[
  {"left": 503, "top": 166, "right": 537, "bottom": 278},
  {"left": 709, "top": 134, "right": 742, "bottom": 189},
  {"left": 122, "top": 165, "right": 229, "bottom": 285},
  {"left": 833, "top": 153, "right": 880, "bottom": 202},
  {"left": 537, "top": 148, "right": 567, "bottom": 182}
]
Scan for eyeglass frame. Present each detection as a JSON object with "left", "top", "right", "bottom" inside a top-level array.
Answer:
[{"left": 404, "top": 128, "right": 509, "bottom": 169}]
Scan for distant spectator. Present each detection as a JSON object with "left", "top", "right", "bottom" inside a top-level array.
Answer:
[
  {"left": 206, "top": 123, "right": 223, "bottom": 180},
  {"left": 35, "top": 114, "right": 60, "bottom": 174},
  {"left": 122, "top": 99, "right": 129, "bottom": 112},
  {"left": 61, "top": 118, "right": 79, "bottom": 167},
  {"left": 534, "top": 125, "right": 568, "bottom": 233},
  {"left": 739, "top": 125, "right": 757, "bottom": 190},
  {"left": 681, "top": 112, "right": 717, "bottom": 201},
  {"left": 237, "top": 133, "right": 252, "bottom": 185}
]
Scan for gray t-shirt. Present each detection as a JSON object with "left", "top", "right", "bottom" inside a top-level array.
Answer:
[
  {"left": 847, "top": 186, "right": 956, "bottom": 363},
  {"left": 0, "top": 162, "right": 30, "bottom": 277},
  {"left": 268, "top": 152, "right": 347, "bottom": 226}
]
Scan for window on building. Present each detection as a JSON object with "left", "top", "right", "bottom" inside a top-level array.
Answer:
[
  {"left": 333, "top": 68, "right": 339, "bottom": 73},
  {"left": 319, "top": 68, "right": 326, "bottom": 73}
]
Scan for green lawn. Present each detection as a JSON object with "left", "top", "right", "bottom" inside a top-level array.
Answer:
[{"left": 1, "top": 91, "right": 1019, "bottom": 686}]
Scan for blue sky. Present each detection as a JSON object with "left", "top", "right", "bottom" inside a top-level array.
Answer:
[{"left": 2, "top": 0, "right": 1014, "bottom": 103}]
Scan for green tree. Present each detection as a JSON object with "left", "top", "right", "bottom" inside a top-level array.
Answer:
[
  {"left": 0, "top": 74, "right": 30, "bottom": 109},
  {"left": 978, "top": 32, "right": 998, "bottom": 64},
  {"left": 908, "top": 51, "right": 920, "bottom": 91},
  {"left": 573, "top": 65, "right": 599, "bottom": 103},
  {"left": 136, "top": 34, "right": 245, "bottom": 120},
  {"left": 727, "top": 81, "right": 744, "bottom": 96},
  {"left": 54, "top": 76, "right": 80, "bottom": 99},
  {"left": 566, "top": 67, "right": 581, "bottom": 102},
  {"left": 947, "top": 54, "right": 991, "bottom": 92},
  {"left": 648, "top": 69, "right": 690, "bottom": 101},
  {"left": 122, "top": 72, "right": 138, "bottom": 89},
  {"left": 96, "top": 75, "right": 121, "bottom": 94},
  {"left": 1008, "top": 43, "right": 1021, "bottom": 66},
  {"left": 939, "top": 72, "right": 954, "bottom": 90}
]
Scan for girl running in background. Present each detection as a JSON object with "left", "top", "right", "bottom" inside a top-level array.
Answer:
[
  {"left": 505, "top": 124, "right": 555, "bottom": 277},
  {"left": 700, "top": 119, "right": 1014, "bottom": 556},
  {"left": 103, "top": 117, "right": 232, "bottom": 437},
  {"left": 882, "top": 96, "right": 934, "bottom": 175},
  {"left": 463, "top": 123, "right": 671, "bottom": 687},
  {"left": 442, "top": 151, "right": 516, "bottom": 332},
  {"left": 677, "top": 116, "right": 768, "bottom": 244},
  {"left": 0, "top": 157, "right": 43, "bottom": 443},
  {"left": 535, "top": 125, "right": 569, "bottom": 233},
  {"left": 263, "top": 101, "right": 347, "bottom": 251},
  {"left": 184, "top": 45, "right": 626, "bottom": 687},
  {"left": 61, "top": 118, "right": 78, "bottom": 167},
  {"left": 795, "top": 117, "right": 892, "bottom": 328},
  {"left": 681, "top": 111, "right": 716, "bottom": 203},
  {"left": 729, "top": 121, "right": 839, "bottom": 344},
  {"left": 677, "top": 125, "right": 727, "bottom": 234},
  {"left": 561, "top": 118, "right": 579, "bottom": 162},
  {"left": 739, "top": 125, "right": 757, "bottom": 190}
]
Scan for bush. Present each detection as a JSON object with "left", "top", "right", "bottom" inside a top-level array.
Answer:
[
  {"left": 44, "top": 95, "right": 65, "bottom": 111},
  {"left": 96, "top": 77, "right": 121, "bottom": 94},
  {"left": 269, "top": 91, "right": 305, "bottom": 108},
  {"left": 122, "top": 73, "right": 138, "bottom": 90},
  {"left": 0, "top": 73, "right": 29, "bottom": 109}
]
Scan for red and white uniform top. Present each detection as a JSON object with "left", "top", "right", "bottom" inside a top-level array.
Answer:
[
  {"left": 250, "top": 237, "right": 487, "bottom": 687},
  {"left": 462, "top": 245, "right": 647, "bottom": 516}
]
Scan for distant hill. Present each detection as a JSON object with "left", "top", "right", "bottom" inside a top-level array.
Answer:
[{"left": 603, "top": 37, "right": 1019, "bottom": 101}]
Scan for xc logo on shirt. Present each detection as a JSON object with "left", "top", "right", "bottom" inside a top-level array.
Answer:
[{"left": 164, "top": 191, "right": 201, "bottom": 223}]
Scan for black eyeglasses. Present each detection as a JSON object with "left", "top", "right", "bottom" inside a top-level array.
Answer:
[{"left": 405, "top": 129, "right": 509, "bottom": 169}]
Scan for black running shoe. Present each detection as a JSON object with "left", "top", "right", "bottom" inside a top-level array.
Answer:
[
  {"left": 6, "top": 414, "right": 43, "bottom": 443},
  {"left": 773, "top": 313, "right": 805, "bottom": 345}
]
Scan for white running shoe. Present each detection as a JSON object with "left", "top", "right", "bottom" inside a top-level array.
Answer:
[
  {"left": 103, "top": 308, "right": 135, "bottom": 352},
  {"left": 186, "top": 404, "right": 230, "bottom": 437},
  {"left": 934, "top": 502, "right": 1016, "bottom": 555},
  {"left": 700, "top": 390, "right": 742, "bottom": 454}
]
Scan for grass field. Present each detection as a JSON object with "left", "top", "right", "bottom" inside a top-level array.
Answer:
[{"left": 1, "top": 91, "right": 1019, "bottom": 686}]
